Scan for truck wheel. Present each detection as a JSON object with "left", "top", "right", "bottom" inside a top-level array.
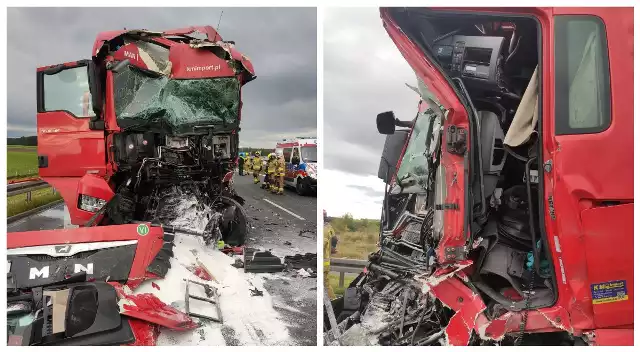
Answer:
[
  {"left": 212, "top": 196, "right": 248, "bottom": 246},
  {"left": 296, "top": 178, "right": 307, "bottom": 196}
]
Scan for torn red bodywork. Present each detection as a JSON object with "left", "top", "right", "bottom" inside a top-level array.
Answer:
[
  {"left": 192, "top": 266, "right": 213, "bottom": 281},
  {"left": 113, "top": 283, "right": 198, "bottom": 331}
]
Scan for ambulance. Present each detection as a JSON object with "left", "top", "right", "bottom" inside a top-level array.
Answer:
[{"left": 275, "top": 137, "right": 317, "bottom": 196}]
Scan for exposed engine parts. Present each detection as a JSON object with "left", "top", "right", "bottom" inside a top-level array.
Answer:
[{"left": 100, "top": 131, "right": 247, "bottom": 245}]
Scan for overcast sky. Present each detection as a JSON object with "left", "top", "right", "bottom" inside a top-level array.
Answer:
[
  {"left": 7, "top": 7, "right": 317, "bottom": 147},
  {"left": 324, "top": 7, "right": 418, "bottom": 219}
]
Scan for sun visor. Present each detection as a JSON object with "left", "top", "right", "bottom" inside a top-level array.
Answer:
[{"left": 504, "top": 66, "right": 539, "bottom": 147}]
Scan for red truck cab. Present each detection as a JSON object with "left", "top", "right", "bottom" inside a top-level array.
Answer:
[
  {"left": 35, "top": 26, "right": 255, "bottom": 245},
  {"left": 325, "top": 7, "right": 633, "bottom": 346}
]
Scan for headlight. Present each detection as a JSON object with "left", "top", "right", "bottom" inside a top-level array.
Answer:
[{"left": 78, "top": 194, "right": 107, "bottom": 212}]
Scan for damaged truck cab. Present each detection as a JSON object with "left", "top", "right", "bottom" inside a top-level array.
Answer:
[
  {"left": 36, "top": 26, "right": 255, "bottom": 245},
  {"left": 325, "top": 8, "right": 633, "bottom": 346},
  {"left": 7, "top": 27, "right": 256, "bottom": 346}
]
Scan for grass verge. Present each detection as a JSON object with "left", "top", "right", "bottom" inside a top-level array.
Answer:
[
  {"left": 328, "top": 272, "right": 357, "bottom": 297},
  {"left": 7, "top": 187, "right": 62, "bottom": 217},
  {"left": 7, "top": 149, "right": 39, "bottom": 180}
]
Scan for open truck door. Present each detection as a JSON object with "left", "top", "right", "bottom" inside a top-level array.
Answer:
[
  {"left": 37, "top": 60, "right": 106, "bottom": 177},
  {"left": 37, "top": 60, "right": 109, "bottom": 225},
  {"left": 380, "top": 9, "right": 472, "bottom": 264}
]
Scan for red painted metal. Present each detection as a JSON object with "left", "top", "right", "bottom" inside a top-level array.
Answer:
[
  {"left": 112, "top": 283, "right": 198, "bottom": 331},
  {"left": 380, "top": 6, "right": 633, "bottom": 345},
  {"left": 7, "top": 223, "right": 164, "bottom": 286},
  {"left": 126, "top": 318, "right": 160, "bottom": 346},
  {"left": 37, "top": 111, "right": 107, "bottom": 178},
  {"left": 381, "top": 9, "right": 468, "bottom": 264},
  {"left": 591, "top": 329, "right": 634, "bottom": 346}
]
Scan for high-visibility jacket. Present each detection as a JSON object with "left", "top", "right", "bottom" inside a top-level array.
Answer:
[
  {"left": 244, "top": 157, "right": 252, "bottom": 169},
  {"left": 276, "top": 158, "right": 285, "bottom": 176},
  {"left": 323, "top": 224, "right": 335, "bottom": 269},
  {"left": 267, "top": 159, "right": 277, "bottom": 174},
  {"left": 252, "top": 156, "right": 262, "bottom": 171}
]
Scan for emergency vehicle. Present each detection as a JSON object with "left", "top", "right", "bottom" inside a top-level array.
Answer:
[{"left": 275, "top": 137, "right": 317, "bottom": 196}]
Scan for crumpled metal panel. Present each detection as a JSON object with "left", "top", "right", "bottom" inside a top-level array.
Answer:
[{"left": 113, "top": 283, "right": 198, "bottom": 331}]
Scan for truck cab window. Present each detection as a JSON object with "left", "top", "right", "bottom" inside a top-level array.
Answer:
[
  {"left": 554, "top": 15, "right": 611, "bottom": 134},
  {"left": 43, "top": 66, "right": 94, "bottom": 117}
]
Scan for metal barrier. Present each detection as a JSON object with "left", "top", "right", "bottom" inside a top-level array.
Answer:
[
  {"left": 7, "top": 180, "right": 49, "bottom": 197},
  {"left": 329, "top": 258, "right": 367, "bottom": 288}
]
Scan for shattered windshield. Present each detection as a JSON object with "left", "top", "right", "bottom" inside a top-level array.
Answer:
[
  {"left": 301, "top": 146, "right": 317, "bottom": 163},
  {"left": 393, "top": 109, "right": 442, "bottom": 194},
  {"left": 113, "top": 66, "right": 240, "bottom": 133}
]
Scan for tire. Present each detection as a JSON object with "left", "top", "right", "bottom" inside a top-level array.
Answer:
[
  {"left": 296, "top": 178, "right": 307, "bottom": 196},
  {"left": 209, "top": 196, "right": 248, "bottom": 246}
]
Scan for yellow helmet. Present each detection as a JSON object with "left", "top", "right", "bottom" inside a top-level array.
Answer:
[{"left": 254, "top": 151, "right": 261, "bottom": 156}]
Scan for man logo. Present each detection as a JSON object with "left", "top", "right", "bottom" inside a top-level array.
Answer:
[
  {"left": 29, "top": 263, "right": 94, "bottom": 280},
  {"left": 55, "top": 245, "right": 72, "bottom": 254}
]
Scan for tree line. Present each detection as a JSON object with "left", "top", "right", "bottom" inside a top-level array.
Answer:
[
  {"left": 330, "top": 213, "right": 380, "bottom": 233},
  {"left": 8, "top": 136, "right": 37, "bottom": 146}
]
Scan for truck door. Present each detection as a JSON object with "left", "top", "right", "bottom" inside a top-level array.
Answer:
[
  {"left": 381, "top": 9, "right": 471, "bottom": 264},
  {"left": 37, "top": 60, "right": 106, "bottom": 178},
  {"left": 551, "top": 8, "right": 633, "bottom": 328}
]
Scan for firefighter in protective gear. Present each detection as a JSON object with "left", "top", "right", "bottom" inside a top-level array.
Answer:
[
  {"left": 238, "top": 153, "right": 245, "bottom": 176},
  {"left": 264, "top": 153, "right": 277, "bottom": 190},
  {"left": 323, "top": 211, "right": 336, "bottom": 299},
  {"left": 243, "top": 153, "right": 252, "bottom": 176},
  {"left": 251, "top": 151, "right": 262, "bottom": 184},
  {"left": 273, "top": 153, "right": 286, "bottom": 195}
]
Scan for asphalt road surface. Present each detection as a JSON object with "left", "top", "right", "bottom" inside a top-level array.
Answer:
[
  {"left": 7, "top": 174, "right": 318, "bottom": 346},
  {"left": 232, "top": 172, "right": 318, "bottom": 346}
]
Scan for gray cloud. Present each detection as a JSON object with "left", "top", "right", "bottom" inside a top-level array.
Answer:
[
  {"left": 346, "top": 184, "right": 385, "bottom": 199},
  {"left": 324, "top": 7, "right": 417, "bottom": 177},
  {"left": 7, "top": 7, "right": 317, "bottom": 147}
]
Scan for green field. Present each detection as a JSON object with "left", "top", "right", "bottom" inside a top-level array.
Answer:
[
  {"left": 328, "top": 272, "right": 357, "bottom": 296},
  {"left": 326, "top": 214, "right": 379, "bottom": 260},
  {"left": 6, "top": 145, "right": 61, "bottom": 216},
  {"left": 326, "top": 214, "right": 379, "bottom": 296},
  {"left": 7, "top": 146, "right": 39, "bottom": 179}
]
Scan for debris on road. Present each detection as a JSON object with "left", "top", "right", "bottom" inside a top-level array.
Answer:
[
  {"left": 250, "top": 287, "right": 264, "bottom": 297},
  {"left": 231, "top": 258, "right": 245, "bottom": 268},
  {"left": 244, "top": 248, "right": 285, "bottom": 273},
  {"left": 114, "top": 283, "right": 199, "bottom": 331},
  {"left": 184, "top": 279, "right": 223, "bottom": 324},
  {"left": 284, "top": 253, "right": 317, "bottom": 270},
  {"left": 296, "top": 268, "right": 311, "bottom": 278}
]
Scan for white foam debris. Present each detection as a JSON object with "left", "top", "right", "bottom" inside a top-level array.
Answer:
[
  {"left": 296, "top": 268, "right": 311, "bottom": 278},
  {"left": 131, "top": 232, "right": 291, "bottom": 346},
  {"left": 166, "top": 196, "right": 214, "bottom": 233}
]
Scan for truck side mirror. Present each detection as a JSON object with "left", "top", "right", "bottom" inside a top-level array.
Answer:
[
  {"left": 377, "top": 130, "right": 409, "bottom": 184},
  {"left": 87, "top": 60, "right": 105, "bottom": 130},
  {"left": 376, "top": 111, "right": 396, "bottom": 135}
]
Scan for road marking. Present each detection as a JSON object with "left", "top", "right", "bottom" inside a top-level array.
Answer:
[{"left": 262, "top": 198, "right": 306, "bottom": 221}]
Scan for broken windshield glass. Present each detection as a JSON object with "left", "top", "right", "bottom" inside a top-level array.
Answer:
[
  {"left": 392, "top": 108, "right": 442, "bottom": 194},
  {"left": 113, "top": 66, "right": 240, "bottom": 133}
]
